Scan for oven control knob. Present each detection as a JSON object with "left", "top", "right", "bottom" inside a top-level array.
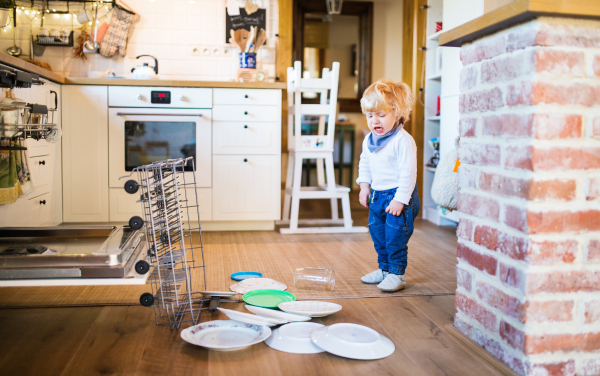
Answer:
[
  {"left": 180, "top": 96, "right": 185, "bottom": 102},
  {"left": 137, "top": 95, "right": 143, "bottom": 100}
]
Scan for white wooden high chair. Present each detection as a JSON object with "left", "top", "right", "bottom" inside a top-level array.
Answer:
[{"left": 278, "top": 61, "right": 367, "bottom": 234}]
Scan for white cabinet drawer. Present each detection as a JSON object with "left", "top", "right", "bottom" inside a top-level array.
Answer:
[
  {"left": 213, "top": 89, "right": 281, "bottom": 105},
  {"left": 109, "top": 188, "right": 212, "bottom": 222},
  {"left": 28, "top": 192, "right": 51, "bottom": 226},
  {"left": 213, "top": 105, "right": 280, "bottom": 122},
  {"left": 213, "top": 122, "right": 280, "bottom": 155},
  {"left": 108, "top": 86, "right": 212, "bottom": 108},
  {"left": 27, "top": 139, "right": 51, "bottom": 157},
  {"left": 212, "top": 155, "right": 280, "bottom": 221},
  {"left": 29, "top": 155, "right": 53, "bottom": 195}
]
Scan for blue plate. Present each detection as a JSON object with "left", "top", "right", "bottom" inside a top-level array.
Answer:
[{"left": 231, "top": 271, "right": 263, "bottom": 281}]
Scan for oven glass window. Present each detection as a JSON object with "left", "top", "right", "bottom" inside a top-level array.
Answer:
[{"left": 124, "top": 121, "right": 196, "bottom": 171}]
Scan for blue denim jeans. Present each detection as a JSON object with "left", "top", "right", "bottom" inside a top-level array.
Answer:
[{"left": 368, "top": 185, "right": 420, "bottom": 275}]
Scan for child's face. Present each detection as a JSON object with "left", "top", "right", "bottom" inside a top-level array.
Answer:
[{"left": 365, "top": 111, "right": 399, "bottom": 136}]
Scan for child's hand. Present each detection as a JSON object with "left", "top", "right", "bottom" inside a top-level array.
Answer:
[
  {"left": 359, "top": 183, "right": 371, "bottom": 207},
  {"left": 385, "top": 200, "right": 404, "bottom": 216}
]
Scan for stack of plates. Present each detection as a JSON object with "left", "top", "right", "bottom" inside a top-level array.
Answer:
[
  {"left": 230, "top": 278, "right": 287, "bottom": 294},
  {"left": 180, "top": 320, "right": 271, "bottom": 351},
  {"left": 217, "top": 307, "right": 288, "bottom": 327},
  {"left": 278, "top": 301, "right": 342, "bottom": 317}
]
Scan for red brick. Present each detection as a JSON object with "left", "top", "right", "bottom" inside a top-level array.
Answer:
[
  {"left": 529, "top": 240, "right": 577, "bottom": 264},
  {"left": 498, "top": 232, "right": 528, "bottom": 261},
  {"left": 587, "top": 240, "right": 600, "bottom": 262},
  {"left": 527, "top": 300, "right": 574, "bottom": 323},
  {"left": 527, "top": 210, "right": 600, "bottom": 234},
  {"left": 504, "top": 204, "right": 527, "bottom": 233},
  {"left": 458, "top": 165, "right": 478, "bottom": 189},
  {"left": 529, "top": 361, "right": 576, "bottom": 376},
  {"left": 584, "top": 300, "right": 600, "bottom": 323},
  {"left": 456, "top": 218, "right": 473, "bottom": 241},
  {"left": 529, "top": 179, "right": 576, "bottom": 201},
  {"left": 532, "top": 82, "right": 600, "bottom": 106},
  {"left": 457, "top": 192, "right": 500, "bottom": 222},
  {"left": 534, "top": 114, "right": 582, "bottom": 139},
  {"left": 536, "top": 50, "right": 584, "bottom": 76},
  {"left": 500, "top": 263, "right": 526, "bottom": 292},
  {"left": 483, "top": 114, "right": 533, "bottom": 137},
  {"left": 594, "top": 117, "right": 600, "bottom": 137},
  {"left": 476, "top": 282, "right": 525, "bottom": 322},
  {"left": 526, "top": 331, "right": 600, "bottom": 354},
  {"left": 456, "top": 266, "right": 472, "bottom": 292},
  {"left": 480, "top": 50, "right": 535, "bottom": 84},
  {"left": 459, "top": 118, "right": 477, "bottom": 138},
  {"left": 500, "top": 320, "right": 525, "bottom": 351},
  {"left": 587, "top": 178, "right": 600, "bottom": 201},
  {"left": 457, "top": 242, "right": 498, "bottom": 276},
  {"left": 503, "top": 145, "right": 533, "bottom": 170},
  {"left": 536, "top": 23, "right": 600, "bottom": 48},
  {"left": 527, "top": 270, "right": 600, "bottom": 294},
  {"left": 507, "top": 25, "right": 537, "bottom": 52},
  {"left": 460, "top": 66, "right": 478, "bottom": 91},
  {"left": 473, "top": 225, "right": 498, "bottom": 251},
  {"left": 455, "top": 292, "right": 498, "bottom": 333},
  {"left": 454, "top": 314, "right": 473, "bottom": 337},
  {"left": 459, "top": 88, "right": 504, "bottom": 114},
  {"left": 459, "top": 142, "right": 501, "bottom": 166},
  {"left": 473, "top": 329, "right": 528, "bottom": 375},
  {"left": 507, "top": 81, "right": 533, "bottom": 106},
  {"left": 594, "top": 55, "right": 600, "bottom": 76},
  {"left": 460, "top": 35, "right": 507, "bottom": 65},
  {"left": 581, "top": 359, "right": 600, "bottom": 376},
  {"left": 478, "top": 173, "right": 529, "bottom": 199}
]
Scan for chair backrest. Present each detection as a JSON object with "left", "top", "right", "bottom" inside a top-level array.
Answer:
[{"left": 287, "top": 60, "right": 340, "bottom": 152}]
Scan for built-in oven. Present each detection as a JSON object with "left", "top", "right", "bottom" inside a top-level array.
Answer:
[{"left": 108, "top": 87, "right": 212, "bottom": 188}]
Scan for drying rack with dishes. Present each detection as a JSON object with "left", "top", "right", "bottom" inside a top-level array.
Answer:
[{"left": 121, "top": 157, "right": 211, "bottom": 330}]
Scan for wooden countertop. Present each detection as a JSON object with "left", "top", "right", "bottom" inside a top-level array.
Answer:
[
  {"left": 439, "top": 0, "right": 600, "bottom": 47},
  {"left": 0, "top": 52, "right": 286, "bottom": 89},
  {"left": 64, "top": 77, "right": 287, "bottom": 89}
]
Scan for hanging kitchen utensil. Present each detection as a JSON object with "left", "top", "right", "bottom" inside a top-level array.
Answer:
[
  {"left": 84, "top": 2, "right": 100, "bottom": 52},
  {"left": 7, "top": 8, "right": 22, "bottom": 57}
]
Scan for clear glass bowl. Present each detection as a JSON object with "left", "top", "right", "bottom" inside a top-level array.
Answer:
[{"left": 293, "top": 267, "right": 335, "bottom": 291}]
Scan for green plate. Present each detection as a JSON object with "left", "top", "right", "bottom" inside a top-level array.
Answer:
[{"left": 242, "top": 289, "right": 296, "bottom": 308}]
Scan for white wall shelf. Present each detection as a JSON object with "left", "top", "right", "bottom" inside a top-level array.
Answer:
[
  {"left": 426, "top": 116, "right": 441, "bottom": 121},
  {"left": 426, "top": 73, "right": 442, "bottom": 81},
  {"left": 427, "top": 30, "right": 443, "bottom": 41}
]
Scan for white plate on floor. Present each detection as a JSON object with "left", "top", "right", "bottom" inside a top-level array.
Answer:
[
  {"left": 278, "top": 301, "right": 342, "bottom": 317},
  {"left": 180, "top": 320, "right": 271, "bottom": 351},
  {"left": 311, "top": 323, "right": 395, "bottom": 360},
  {"left": 265, "top": 322, "right": 325, "bottom": 354},
  {"left": 199, "top": 291, "right": 239, "bottom": 298},
  {"left": 217, "top": 307, "right": 288, "bottom": 327},
  {"left": 245, "top": 304, "right": 312, "bottom": 322},
  {"left": 230, "top": 278, "right": 287, "bottom": 294}
]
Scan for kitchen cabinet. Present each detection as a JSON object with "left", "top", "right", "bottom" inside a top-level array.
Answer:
[
  {"left": 62, "top": 85, "right": 109, "bottom": 222},
  {"left": 212, "top": 155, "right": 280, "bottom": 221},
  {"left": 0, "top": 79, "right": 62, "bottom": 227}
]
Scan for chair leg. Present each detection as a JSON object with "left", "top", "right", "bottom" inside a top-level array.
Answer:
[
  {"left": 324, "top": 154, "right": 339, "bottom": 220},
  {"left": 341, "top": 193, "right": 353, "bottom": 228},
  {"left": 282, "top": 153, "right": 294, "bottom": 221},
  {"left": 289, "top": 154, "right": 304, "bottom": 230},
  {"left": 316, "top": 158, "right": 325, "bottom": 187}
]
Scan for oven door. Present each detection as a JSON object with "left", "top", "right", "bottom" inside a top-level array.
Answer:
[{"left": 108, "top": 108, "right": 212, "bottom": 188}]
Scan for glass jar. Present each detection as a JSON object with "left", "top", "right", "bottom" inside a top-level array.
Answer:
[{"left": 293, "top": 267, "right": 335, "bottom": 291}]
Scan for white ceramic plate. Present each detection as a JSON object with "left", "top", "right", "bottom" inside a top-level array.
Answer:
[
  {"left": 230, "top": 278, "right": 287, "bottom": 294},
  {"left": 199, "top": 291, "right": 239, "bottom": 298},
  {"left": 278, "top": 301, "right": 342, "bottom": 317},
  {"left": 311, "top": 323, "right": 395, "bottom": 360},
  {"left": 265, "top": 322, "right": 325, "bottom": 354},
  {"left": 217, "top": 307, "right": 288, "bottom": 327},
  {"left": 245, "top": 305, "right": 312, "bottom": 322},
  {"left": 180, "top": 320, "right": 271, "bottom": 351}
]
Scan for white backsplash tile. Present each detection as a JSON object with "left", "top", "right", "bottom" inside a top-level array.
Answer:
[{"left": 0, "top": 0, "right": 278, "bottom": 81}]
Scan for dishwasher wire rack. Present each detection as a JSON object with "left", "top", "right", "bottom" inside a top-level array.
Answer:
[{"left": 121, "top": 157, "right": 208, "bottom": 330}]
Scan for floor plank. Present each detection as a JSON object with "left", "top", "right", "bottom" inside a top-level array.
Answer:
[
  {"left": 61, "top": 306, "right": 153, "bottom": 376},
  {"left": 406, "top": 295, "right": 458, "bottom": 329},
  {"left": 0, "top": 308, "right": 47, "bottom": 364},
  {"left": 0, "top": 307, "right": 102, "bottom": 376}
]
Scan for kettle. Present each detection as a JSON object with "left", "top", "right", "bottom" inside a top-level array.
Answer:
[{"left": 131, "top": 55, "right": 159, "bottom": 79}]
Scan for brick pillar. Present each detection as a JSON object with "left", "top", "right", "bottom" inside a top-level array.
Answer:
[{"left": 455, "top": 17, "right": 600, "bottom": 376}]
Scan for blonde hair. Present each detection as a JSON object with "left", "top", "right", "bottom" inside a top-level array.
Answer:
[{"left": 360, "top": 80, "right": 415, "bottom": 123}]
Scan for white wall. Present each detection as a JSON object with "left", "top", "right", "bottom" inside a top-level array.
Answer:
[{"left": 0, "top": 0, "right": 278, "bottom": 80}]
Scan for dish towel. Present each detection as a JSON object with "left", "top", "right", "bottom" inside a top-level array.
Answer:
[
  {"left": 0, "top": 139, "right": 23, "bottom": 205},
  {"left": 99, "top": 8, "right": 137, "bottom": 57},
  {"left": 18, "top": 139, "right": 34, "bottom": 196}
]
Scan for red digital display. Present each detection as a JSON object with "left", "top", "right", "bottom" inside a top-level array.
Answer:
[{"left": 151, "top": 91, "right": 171, "bottom": 104}]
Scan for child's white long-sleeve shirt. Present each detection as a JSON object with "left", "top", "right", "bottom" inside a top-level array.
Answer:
[{"left": 355, "top": 128, "right": 418, "bottom": 205}]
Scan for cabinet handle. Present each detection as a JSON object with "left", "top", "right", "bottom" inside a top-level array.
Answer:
[
  {"left": 244, "top": 125, "right": 248, "bottom": 129},
  {"left": 40, "top": 200, "right": 46, "bottom": 205},
  {"left": 243, "top": 158, "right": 248, "bottom": 162},
  {"left": 244, "top": 111, "right": 248, "bottom": 115},
  {"left": 244, "top": 94, "right": 249, "bottom": 98},
  {"left": 50, "top": 90, "right": 58, "bottom": 110},
  {"left": 39, "top": 160, "right": 45, "bottom": 165},
  {"left": 117, "top": 113, "right": 203, "bottom": 117}
]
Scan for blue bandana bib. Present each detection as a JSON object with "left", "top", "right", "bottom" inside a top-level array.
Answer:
[{"left": 367, "top": 122, "right": 403, "bottom": 153}]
